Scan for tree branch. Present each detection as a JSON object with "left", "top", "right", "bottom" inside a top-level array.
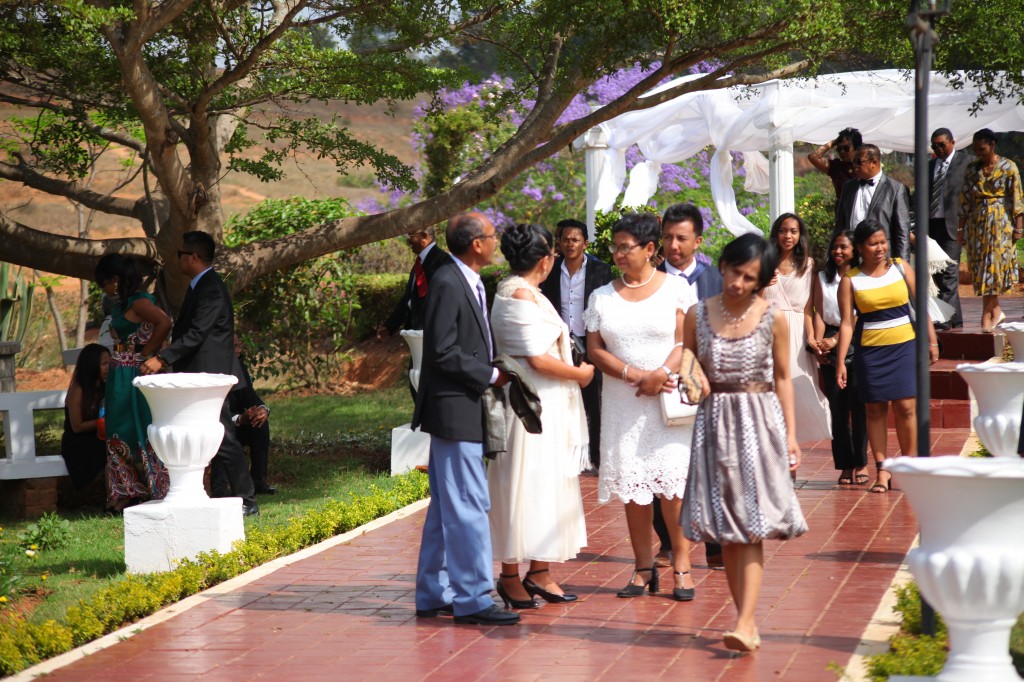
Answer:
[
  {"left": 0, "top": 92, "right": 146, "bottom": 153},
  {"left": 0, "top": 214, "right": 156, "bottom": 280},
  {"left": 348, "top": 3, "right": 511, "bottom": 55},
  {"left": 0, "top": 161, "right": 140, "bottom": 218}
]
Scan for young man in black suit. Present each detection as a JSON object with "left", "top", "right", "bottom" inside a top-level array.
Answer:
[
  {"left": 412, "top": 212, "right": 519, "bottom": 626},
  {"left": 654, "top": 203, "right": 725, "bottom": 570},
  {"left": 376, "top": 226, "right": 451, "bottom": 339},
  {"left": 927, "top": 128, "right": 968, "bottom": 329},
  {"left": 539, "top": 219, "right": 613, "bottom": 468},
  {"left": 141, "top": 231, "right": 258, "bottom": 517},
  {"left": 835, "top": 143, "right": 912, "bottom": 259}
]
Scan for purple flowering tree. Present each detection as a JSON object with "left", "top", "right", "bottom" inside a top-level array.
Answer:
[{"left": 362, "top": 63, "right": 768, "bottom": 261}]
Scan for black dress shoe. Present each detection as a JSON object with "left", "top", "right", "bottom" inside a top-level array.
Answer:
[
  {"left": 415, "top": 603, "right": 454, "bottom": 618},
  {"left": 453, "top": 605, "right": 520, "bottom": 625},
  {"left": 254, "top": 483, "right": 277, "bottom": 495},
  {"left": 242, "top": 501, "right": 260, "bottom": 517}
]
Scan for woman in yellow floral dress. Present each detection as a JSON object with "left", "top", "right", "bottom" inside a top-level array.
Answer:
[{"left": 959, "top": 128, "right": 1024, "bottom": 332}]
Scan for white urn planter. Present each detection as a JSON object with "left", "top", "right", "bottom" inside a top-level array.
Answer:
[
  {"left": 124, "top": 373, "right": 244, "bottom": 574},
  {"left": 134, "top": 372, "right": 237, "bottom": 501},
  {"left": 999, "top": 322, "right": 1024, "bottom": 362},
  {"left": 885, "top": 361, "right": 1024, "bottom": 681},
  {"left": 392, "top": 330, "right": 429, "bottom": 475},
  {"left": 957, "top": 361, "right": 1024, "bottom": 458},
  {"left": 399, "top": 330, "right": 424, "bottom": 391},
  {"left": 885, "top": 458, "right": 1024, "bottom": 682}
]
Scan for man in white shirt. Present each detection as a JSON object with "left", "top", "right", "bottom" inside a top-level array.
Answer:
[
  {"left": 835, "top": 143, "right": 912, "bottom": 259},
  {"left": 927, "top": 128, "right": 968, "bottom": 328},
  {"left": 540, "top": 219, "right": 613, "bottom": 468}
]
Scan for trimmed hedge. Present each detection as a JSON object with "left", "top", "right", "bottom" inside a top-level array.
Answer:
[
  {"left": 0, "top": 472, "right": 430, "bottom": 676},
  {"left": 347, "top": 265, "right": 509, "bottom": 341}
]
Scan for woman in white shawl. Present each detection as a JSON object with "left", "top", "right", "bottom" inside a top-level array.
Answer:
[{"left": 488, "top": 223, "right": 595, "bottom": 610}]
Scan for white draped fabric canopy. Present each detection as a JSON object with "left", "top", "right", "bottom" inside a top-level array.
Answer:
[{"left": 593, "top": 69, "right": 1024, "bottom": 235}]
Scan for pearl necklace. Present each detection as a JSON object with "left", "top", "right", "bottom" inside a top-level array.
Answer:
[
  {"left": 620, "top": 268, "right": 656, "bottom": 289},
  {"left": 719, "top": 296, "right": 755, "bottom": 326}
]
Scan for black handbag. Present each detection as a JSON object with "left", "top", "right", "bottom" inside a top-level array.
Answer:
[{"left": 569, "top": 332, "right": 586, "bottom": 367}]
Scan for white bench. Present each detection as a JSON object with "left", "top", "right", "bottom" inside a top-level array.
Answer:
[{"left": 0, "top": 390, "right": 69, "bottom": 480}]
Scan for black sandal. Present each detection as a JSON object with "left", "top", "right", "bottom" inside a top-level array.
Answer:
[
  {"left": 869, "top": 462, "right": 891, "bottom": 493},
  {"left": 837, "top": 469, "right": 853, "bottom": 485}
]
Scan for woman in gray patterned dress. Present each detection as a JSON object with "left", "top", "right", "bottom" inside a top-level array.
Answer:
[{"left": 681, "top": 234, "right": 808, "bottom": 653}]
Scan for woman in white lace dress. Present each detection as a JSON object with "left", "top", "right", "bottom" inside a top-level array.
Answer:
[
  {"left": 585, "top": 213, "right": 699, "bottom": 601},
  {"left": 488, "top": 224, "right": 595, "bottom": 610}
]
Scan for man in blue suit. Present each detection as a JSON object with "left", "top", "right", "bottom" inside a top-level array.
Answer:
[
  {"left": 412, "top": 212, "right": 519, "bottom": 626},
  {"left": 655, "top": 203, "right": 725, "bottom": 570}
]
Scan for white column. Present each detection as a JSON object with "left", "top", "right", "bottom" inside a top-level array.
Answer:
[
  {"left": 766, "top": 81, "right": 795, "bottom": 222},
  {"left": 572, "top": 119, "right": 608, "bottom": 233}
]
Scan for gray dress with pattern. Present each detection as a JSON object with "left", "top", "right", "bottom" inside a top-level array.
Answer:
[{"left": 681, "top": 301, "right": 809, "bottom": 544}]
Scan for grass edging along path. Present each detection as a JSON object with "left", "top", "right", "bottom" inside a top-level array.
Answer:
[{"left": 0, "top": 471, "right": 430, "bottom": 676}]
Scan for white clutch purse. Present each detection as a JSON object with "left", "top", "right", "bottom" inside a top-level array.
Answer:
[{"left": 660, "top": 388, "right": 698, "bottom": 426}]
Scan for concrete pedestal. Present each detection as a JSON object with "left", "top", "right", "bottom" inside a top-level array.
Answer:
[
  {"left": 390, "top": 423, "right": 430, "bottom": 475},
  {"left": 124, "top": 497, "right": 245, "bottom": 574}
]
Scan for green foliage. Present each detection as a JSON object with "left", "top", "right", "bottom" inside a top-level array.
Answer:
[
  {"left": 0, "top": 526, "right": 21, "bottom": 608},
  {"left": 16, "top": 513, "right": 72, "bottom": 552},
  {"left": 795, "top": 191, "right": 837, "bottom": 268},
  {"left": 0, "top": 472, "right": 430, "bottom": 676},
  {"left": 0, "top": 263, "right": 35, "bottom": 344},
  {"left": 346, "top": 273, "right": 407, "bottom": 340},
  {"left": 868, "top": 633, "right": 948, "bottom": 680},
  {"left": 226, "top": 198, "right": 362, "bottom": 389}
]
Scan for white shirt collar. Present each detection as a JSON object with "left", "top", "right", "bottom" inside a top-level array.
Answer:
[
  {"left": 190, "top": 267, "right": 213, "bottom": 289},
  {"left": 451, "top": 254, "right": 481, "bottom": 290},
  {"left": 560, "top": 255, "right": 587, "bottom": 277}
]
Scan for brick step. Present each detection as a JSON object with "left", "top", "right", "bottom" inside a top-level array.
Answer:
[
  {"left": 936, "top": 328, "right": 1004, "bottom": 360},
  {"left": 882, "top": 398, "right": 971, "bottom": 430}
]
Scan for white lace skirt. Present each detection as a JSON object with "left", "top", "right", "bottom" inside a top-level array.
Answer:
[{"left": 597, "top": 377, "right": 691, "bottom": 505}]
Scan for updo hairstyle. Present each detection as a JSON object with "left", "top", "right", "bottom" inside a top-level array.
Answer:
[{"left": 501, "top": 223, "right": 553, "bottom": 274}]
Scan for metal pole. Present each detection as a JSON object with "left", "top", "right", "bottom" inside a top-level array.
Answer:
[{"left": 907, "top": 0, "right": 950, "bottom": 637}]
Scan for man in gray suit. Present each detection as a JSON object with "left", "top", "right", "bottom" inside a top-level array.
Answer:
[
  {"left": 835, "top": 143, "right": 912, "bottom": 259},
  {"left": 928, "top": 128, "right": 968, "bottom": 329}
]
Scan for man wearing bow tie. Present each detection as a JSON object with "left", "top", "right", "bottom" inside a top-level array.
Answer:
[{"left": 835, "top": 143, "right": 912, "bottom": 259}]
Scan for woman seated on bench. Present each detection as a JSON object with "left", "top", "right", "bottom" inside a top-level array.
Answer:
[{"left": 61, "top": 343, "right": 109, "bottom": 491}]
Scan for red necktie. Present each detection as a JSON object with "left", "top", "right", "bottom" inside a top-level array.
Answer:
[{"left": 413, "top": 258, "right": 427, "bottom": 297}]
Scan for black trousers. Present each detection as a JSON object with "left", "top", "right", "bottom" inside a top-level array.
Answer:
[
  {"left": 209, "top": 400, "right": 257, "bottom": 505},
  {"left": 212, "top": 419, "right": 273, "bottom": 488},
  {"left": 820, "top": 365, "right": 868, "bottom": 470},
  {"left": 928, "top": 219, "right": 963, "bottom": 328},
  {"left": 651, "top": 489, "right": 722, "bottom": 560}
]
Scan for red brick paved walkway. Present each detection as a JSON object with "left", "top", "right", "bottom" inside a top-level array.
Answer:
[{"left": 33, "top": 434, "right": 969, "bottom": 682}]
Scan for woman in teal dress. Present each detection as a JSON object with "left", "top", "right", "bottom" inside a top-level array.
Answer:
[{"left": 94, "top": 255, "right": 173, "bottom": 512}]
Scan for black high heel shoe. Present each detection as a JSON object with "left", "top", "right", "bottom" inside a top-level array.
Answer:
[
  {"left": 672, "top": 570, "right": 695, "bottom": 602},
  {"left": 616, "top": 566, "right": 658, "bottom": 598},
  {"left": 522, "top": 569, "right": 578, "bottom": 603},
  {"left": 496, "top": 573, "right": 539, "bottom": 609},
  {"left": 869, "top": 461, "right": 892, "bottom": 494}
]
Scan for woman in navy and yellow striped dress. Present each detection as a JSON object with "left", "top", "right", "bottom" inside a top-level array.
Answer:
[{"left": 834, "top": 220, "right": 939, "bottom": 493}]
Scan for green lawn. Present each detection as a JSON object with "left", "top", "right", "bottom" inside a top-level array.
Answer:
[{"left": 1, "top": 383, "right": 415, "bottom": 624}]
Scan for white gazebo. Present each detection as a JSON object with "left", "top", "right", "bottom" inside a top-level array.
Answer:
[{"left": 581, "top": 69, "right": 1024, "bottom": 233}]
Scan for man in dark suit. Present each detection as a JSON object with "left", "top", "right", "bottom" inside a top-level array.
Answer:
[
  {"left": 654, "top": 203, "right": 725, "bottom": 570},
  {"left": 412, "top": 212, "right": 519, "bottom": 626},
  {"left": 928, "top": 128, "right": 968, "bottom": 329},
  {"left": 140, "top": 231, "right": 258, "bottom": 516},
  {"left": 376, "top": 227, "right": 450, "bottom": 339},
  {"left": 835, "top": 143, "right": 912, "bottom": 259},
  {"left": 539, "top": 218, "right": 613, "bottom": 468},
  {"left": 210, "top": 338, "right": 274, "bottom": 496}
]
